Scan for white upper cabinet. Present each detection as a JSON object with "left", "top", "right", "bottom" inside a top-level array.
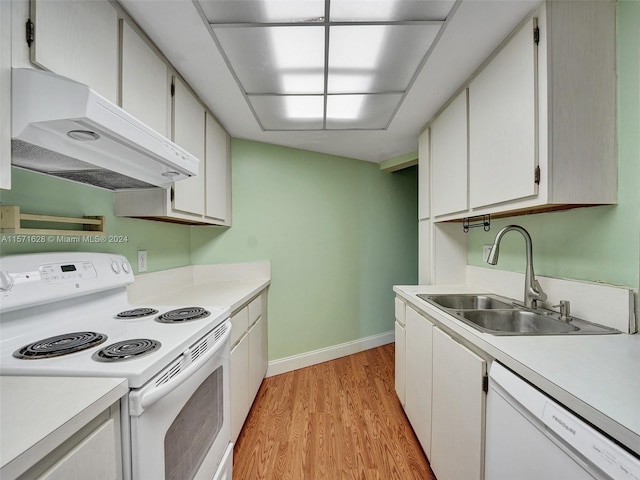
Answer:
[
  {"left": 431, "top": 90, "right": 468, "bottom": 217},
  {"left": 30, "top": 0, "right": 118, "bottom": 103},
  {"left": 0, "top": 0, "right": 11, "bottom": 190},
  {"left": 120, "top": 19, "right": 169, "bottom": 137},
  {"left": 469, "top": 17, "right": 537, "bottom": 209},
  {"left": 172, "top": 76, "right": 206, "bottom": 217},
  {"left": 115, "top": 79, "right": 231, "bottom": 226},
  {"left": 425, "top": 0, "right": 616, "bottom": 221},
  {"left": 417, "top": 128, "right": 430, "bottom": 220},
  {"left": 205, "top": 113, "right": 231, "bottom": 225}
]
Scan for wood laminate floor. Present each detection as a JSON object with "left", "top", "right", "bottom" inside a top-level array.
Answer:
[{"left": 233, "top": 343, "right": 436, "bottom": 479}]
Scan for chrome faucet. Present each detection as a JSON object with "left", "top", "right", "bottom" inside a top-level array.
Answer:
[{"left": 486, "top": 225, "right": 547, "bottom": 309}]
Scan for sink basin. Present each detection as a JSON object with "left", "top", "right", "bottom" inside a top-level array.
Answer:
[
  {"left": 455, "top": 310, "right": 579, "bottom": 335},
  {"left": 418, "top": 294, "right": 515, "bottom": 310}
]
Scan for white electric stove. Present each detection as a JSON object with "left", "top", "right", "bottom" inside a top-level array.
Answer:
[{"left": 0, "top": 252, "right": 234, "bottom": 480}]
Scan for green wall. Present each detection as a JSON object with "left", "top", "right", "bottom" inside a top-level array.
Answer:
[
  {"left": 0, "top": 168, "right": 192, "bottom": 270},
  {"left": 0, "top": 142, "right": 418, "bottom": 362},
  {"left": 191, "top": 140, "right": 418, "bottom": 359},
  {"left": 467, "top": 0, "right": 640, "bottom": 291}
]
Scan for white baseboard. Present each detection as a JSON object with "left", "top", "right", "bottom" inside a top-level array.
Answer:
[{"left": 266, "top": 330, "right": 395, "bottom": 377}]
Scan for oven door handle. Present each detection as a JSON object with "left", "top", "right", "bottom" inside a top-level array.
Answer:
[{"left": 131, "top": 323, "right": 230, "bottom": 415}]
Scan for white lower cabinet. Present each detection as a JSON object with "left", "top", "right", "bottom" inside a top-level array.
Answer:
[
  {"left": 431, "top": 327, "right": 487, "bottom": 480},
  {"left": 248, "top": 314, "right": 267, "bottom": 401},
  {"left": 230, "top": 332, "right": 249, "bottom": 443},
  {"left": 229, "top": 292, "right": 268, "bottom": 442},
  {"left": 394, "top": 320, "right": 406, "bottom": 406},
  {"left": 404, "top": 306, "right": 434, "bottom": 457},
  {"left": 396, "top": 296, "right": 488, "bottom": 480},
  {"left": 394, "top": 297, "right": 407, "bottom": 405},
  {"left": 19, "top": 404, "right": 122, "bottom": 480}
]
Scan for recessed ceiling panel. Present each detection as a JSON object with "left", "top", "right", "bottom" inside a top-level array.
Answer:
[
  {"left": 214, "top": 26, "right": 325, "bottom": 94},
  {"left": 249, "top": 95, "right": 325, "bottom": 130},
  {"left": 330, "top": 0, "right": 455, "bottom": 22},
  {"left": 200, "top": 0, "right": 325, "bottom": 24},
  {"left": 326, "top": 93, "right": 402, "bottom": 129},
  {"left": 328, "top": 24, "right": 441, "bottom": 93}
]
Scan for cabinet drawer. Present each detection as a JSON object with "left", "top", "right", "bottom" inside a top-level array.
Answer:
[
  {"left": 230, "top": 307, "right": 249, "bottom": 347},
  {"left": 248, "top": 295, "right": 262, "bottom": 326},
  {"left": 34, "top": 418, "right": 118, "bottom": 480}
]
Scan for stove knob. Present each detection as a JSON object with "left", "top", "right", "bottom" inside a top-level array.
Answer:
[
  {"left": 0, "top": 271, "right": 14, "bottom": 292},
  {"left": 121, "top": 260, "right": 131, "bottom": 274},
  {"left": 110, "top": 261, "right": 121, "bottom": 274}
]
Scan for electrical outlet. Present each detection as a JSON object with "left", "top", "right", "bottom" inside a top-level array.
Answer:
[
  {"left": 483, "top": 245, "right": 492, "bottom": 263},
  {"left": 137, "top": 250, "right": 148, "bottom": 273}
]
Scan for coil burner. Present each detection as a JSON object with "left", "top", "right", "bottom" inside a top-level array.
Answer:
[
  {"left": 156, "top": 307, "right": 210, "bottom": 323},
  {"left": 116, "top": 308, "right": 159, "bottom": 319},
  {"left": 13, "top": 332, "right": 108, "bottom": 359},
  {"left": 93, "top": 339, "right": 161, "bottom": 362}
]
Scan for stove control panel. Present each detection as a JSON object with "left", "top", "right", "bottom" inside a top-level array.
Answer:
[
  {"left": 40, "top": 261, "right": 98, "bottom": 283},
  {"left": 0, "top": 253, "right": 135, "bottom": 313}
]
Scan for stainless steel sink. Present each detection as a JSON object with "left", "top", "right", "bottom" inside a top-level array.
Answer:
[
  {"left": 417, "top": 294, "right": 515, "bottom": 310},
  {"left": 455, "top": 310, "right": 579, "bottom": 335},
  {"left": 417, "top": 293, "right": 620, "bottom": 336}
]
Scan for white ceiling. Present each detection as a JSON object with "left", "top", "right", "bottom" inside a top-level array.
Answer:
[{"left": 118, "top": 0, "right": 538, "bottom": 163}]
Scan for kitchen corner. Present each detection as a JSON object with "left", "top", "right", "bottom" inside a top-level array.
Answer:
[
  {"left": 394, "top": 282, "right": 640, "bottom": 459},
  {"left": 0, "top": 377, "right": 128, "bottom": 479}
]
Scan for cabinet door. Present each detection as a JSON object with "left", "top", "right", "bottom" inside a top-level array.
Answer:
[
  {"left": 120, "top": 20, "right": 169, "bottom": 137},
  {"left": 394, "top": 320, "right": 406, "bottom": 406},
  {"left": 230, "top": 336, "right": 249, "bottom": 443},
  {"left": 417, "top": 128, "right": 430, "bottom": 220},
  {"left": 431, "top": 328, "right": 486, "bottom": 480},
  {"left": 0, "top": 0, "right": 11, "bottom": 190},
  {"left": 205, "top": 113, "right": 231, "bottom": 224},
  {"left": 248, "top": 315, "right": 267, "bottom": 402},
  {"left": 404, "top": 306, "right": 433, "bottom": 457},
  {"left": 468, "top": 17, "right": 537, "bottom": 209},
  {"left": 431, "top": 90, "right": 468, "bottom": 217},
  {"left": 30, "top": 0, "right": 118, "bottom": 103},
  {"left": 172, "top": 77, "right": 205, "bottom": 216}
]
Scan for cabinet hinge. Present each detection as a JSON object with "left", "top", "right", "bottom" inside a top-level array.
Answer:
[
  {"left": 482, "top": 375, "right": 489, "bottom": 393},
  {"left": 26, "top": 19, "right": 34, "bottom": 48},
  {"left": 533, "top": 25, "right": 540, "bottom": 45},
  {"left": 534, "top": 165, "right": 541, "bottom": 185}
]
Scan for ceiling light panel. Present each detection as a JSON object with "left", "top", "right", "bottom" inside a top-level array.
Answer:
[
  {"left": 328, "top": 24, "right": 440, "bottom": 93},
  {"left": 326, "top": 93, "right": 402, "bottom": 129},
  {"left": 199, "top": 0, "right": 325, "bottom": 24},
  {"left": 330, "top": 0, "right": 455, "bottom": 22},
  {"left": 213, "top": 26, "right": 325, "bottom": 94},
  {"left": 200, "top": 0, "right": 454, "bottom": 130},
  {"left": 249, "top": 95, "right": 324, "bottom": 130}
]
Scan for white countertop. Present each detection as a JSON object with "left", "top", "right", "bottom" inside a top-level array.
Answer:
[
  {"left": 127, "top": 261, "right": 271, "bottom": 314},
  {"left": 394, "top": 285, "right": 640, "bottom": 455},
  {"left": 138, "top": 278, "right": 270, "bottom": 314},
  {"left": 0, "top": 376, "right": 128, "bottom": 479}
]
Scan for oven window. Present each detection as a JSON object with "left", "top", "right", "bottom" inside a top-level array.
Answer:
[{"left": 164, "top": 367, "right": 224, "bottom": 480}]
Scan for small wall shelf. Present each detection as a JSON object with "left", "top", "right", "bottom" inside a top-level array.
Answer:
[{"left": 0, "top": 206, "right": 105, "bottom": 236}]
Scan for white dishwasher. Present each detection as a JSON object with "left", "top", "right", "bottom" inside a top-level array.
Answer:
[{"left": 485, "top": 362, "right": 640, "bottom": 480}]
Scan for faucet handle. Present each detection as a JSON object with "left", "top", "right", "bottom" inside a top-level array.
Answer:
[
  {"left": 533, "top": 279, "right": 547, "bottom": 302},
  {"left": 553, "top": 300, "right": 571, "bottom": 321}
]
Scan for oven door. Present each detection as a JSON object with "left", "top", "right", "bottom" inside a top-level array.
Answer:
[{"left": 128, "top": 320, "right": 231, "bottom": 480}]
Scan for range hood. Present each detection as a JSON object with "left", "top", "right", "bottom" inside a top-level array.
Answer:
[{"left": 11, "top": 68, "right": 199, "bottom": 190}]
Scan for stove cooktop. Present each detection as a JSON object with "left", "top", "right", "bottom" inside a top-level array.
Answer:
[{"left": 0, "top": 252, "right": 230, "bottom": 388}]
